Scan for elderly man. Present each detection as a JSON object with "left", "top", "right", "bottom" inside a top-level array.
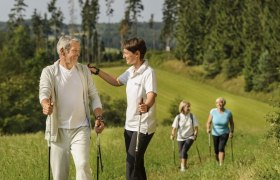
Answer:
[{"left": 39, "top": 35, "right": 104, "bottom": 180}]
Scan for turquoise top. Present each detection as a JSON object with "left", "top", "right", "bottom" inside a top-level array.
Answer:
[{"left": 210, "top": 108, "right": 232, "bottom": 136}]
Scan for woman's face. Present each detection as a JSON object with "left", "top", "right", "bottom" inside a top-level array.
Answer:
[
  {"left": 122, "top": 49, "right": 138, "bottom": 65},
  {"left": 216, "top": 99, "right": 225, "bottom": 109},
  {"left": 183, "top": 104, "right": 191, "bottom": 114}
]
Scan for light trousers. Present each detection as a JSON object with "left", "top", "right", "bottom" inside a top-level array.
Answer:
[{"left": 50, "top": 126, "right": 92, "bottom": 180}]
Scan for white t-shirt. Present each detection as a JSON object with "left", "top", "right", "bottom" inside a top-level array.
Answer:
[
  {"left": 118, "top": 60, "right": 157, "bottom": 134},
  {"left": 172, "top": 113, "right": 199, "bottom": 141},
  {"left": 56, "top": 65, "right": 88, "bottom": 129}
]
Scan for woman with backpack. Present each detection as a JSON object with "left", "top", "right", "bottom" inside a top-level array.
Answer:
[{"left": 170, "top": 100, "right": 199, "bottom": 172}]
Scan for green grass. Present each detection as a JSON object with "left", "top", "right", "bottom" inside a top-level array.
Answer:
[
  {"left": 0, "top": 128, "right": 279, "bottom": 180},
  {"left": 93, "top": 66, "right": 272, "bottom": 133},
  {"left": 0, "top": 65, "right": 277, "bottom": 180}
]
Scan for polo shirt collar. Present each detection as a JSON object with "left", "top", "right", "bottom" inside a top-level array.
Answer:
[{"left": 128, "top": 60, "right": 148, "bottom": 76}]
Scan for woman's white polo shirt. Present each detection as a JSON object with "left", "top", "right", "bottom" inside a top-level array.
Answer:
[{"left": 118, "top": 60, "right": 157, "bottom": 134}]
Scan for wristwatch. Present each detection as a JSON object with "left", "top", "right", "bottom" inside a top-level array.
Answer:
[{"left": 96, "top": 115, "right": 103, "bottom": 121}]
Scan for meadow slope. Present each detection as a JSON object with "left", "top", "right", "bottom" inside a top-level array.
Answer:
[
  {"left": 93, "top": 66, "right": 272, "bottom": 133},
  {"left": 0, "top": 66, "right": 277, "bottom": 180}
]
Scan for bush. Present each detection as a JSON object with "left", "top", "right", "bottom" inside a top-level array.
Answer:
[
  {"left": 266, "top": 101, "right": 280, "bottom": 146},
  {"left": 99, "top": 94, "right": 127, "bottom": 127},
  {"left": 160, "top": 96, "right": 182, "bottom": 126}
]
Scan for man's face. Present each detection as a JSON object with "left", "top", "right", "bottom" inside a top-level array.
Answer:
[{"left": 64, "top": 41, "right": 80, "bottom": 66}]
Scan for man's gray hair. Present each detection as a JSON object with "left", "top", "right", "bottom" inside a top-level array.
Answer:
[{"left": 57, "top": 35, "right": 80, "bottom": 55}]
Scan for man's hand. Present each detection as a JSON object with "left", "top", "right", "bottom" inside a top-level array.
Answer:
[
  {"left": 41, "top": 98, "right": 53, "bottom": 115},
  {"left": 95, "top": 119, "right": 105, "bottom": 134}
]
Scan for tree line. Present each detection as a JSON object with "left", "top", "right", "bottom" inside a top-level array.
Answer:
[{"left": 161, "top": 0, "right": 280, "bottom": 92}]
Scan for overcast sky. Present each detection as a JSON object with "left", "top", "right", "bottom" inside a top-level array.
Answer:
[{"left": 0, "top": 0, "right": 164, "bottom": 24}]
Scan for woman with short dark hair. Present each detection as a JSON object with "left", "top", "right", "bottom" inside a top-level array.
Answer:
[{"left": 88, "top": 37, "right": 157, "bottom": 180}]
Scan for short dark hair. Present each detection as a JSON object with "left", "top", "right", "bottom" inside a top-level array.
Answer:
[{"left": 122, "top": 37, "right": 147, "bottom": 59}]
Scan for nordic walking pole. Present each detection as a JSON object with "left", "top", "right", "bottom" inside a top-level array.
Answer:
[
  {"left": 134, "top": 98, "right": 143, "bottom": 178},
  {"left": 48, "top": 97, "right": 53, "bottom": 180},
  {"left": 195, "top": 144, "right": 202, "bottom": 164},
  {"left": 96, "top": 134, "right": 99, "bottom": 180},
  {"left": 48, "top": 116, "right": 51, "bottom": 180},
  {"left": 96, "top": 134, "right": 104, "bottom": 180},
  {"left": 230, "top": 138, "right": 234, "bottom": 162},
  {"left": 208, "top": 133, "right": 211, "bottom": 158},
  {"left": 172, "top": 139, "right": 176, "bottom": 165}
]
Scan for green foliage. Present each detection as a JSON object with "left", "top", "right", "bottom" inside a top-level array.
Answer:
[
  {"left": 7, "top": 0, "right": 28, "bottom": 30},
  {"left": 0, "top": 75, "right": 45, "bottom": 134},
  {"left": 0, "top": 22, "right": 51, "bottom": 135},
  {"left": 99, "top": 94, "right": 126, "bottom": 127},
  {"left": 266, "top": 101, "right": 280, "bottom": 146},
  {"left": 175, "top": 0, "right": 205, "bottom": 64},
  {"left": 202, "top": 47, "right": 222, "bottom": 78},
  {"left": 253, "top": 50, "right": 278, "bottom": 92},
  {"left": 169, "top": 0, "right": 280, "bottom": 89},
  {"left": 161, "top": 0, "right": 177, "bottom": 50},
  {"left": 161, "top": 96, "right": 182, "bottom": 126},
  {"left": 145, "top": 50, "right": 175, "bottom": 67}
]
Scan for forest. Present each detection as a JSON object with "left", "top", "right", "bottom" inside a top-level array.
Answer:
[{"left": 0, "top": 0, "right": 279, "bottom": 136}]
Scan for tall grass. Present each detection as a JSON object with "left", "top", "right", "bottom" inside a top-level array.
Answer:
[{"left": 1, "top": 127, "right": 279, "bottom": 180}]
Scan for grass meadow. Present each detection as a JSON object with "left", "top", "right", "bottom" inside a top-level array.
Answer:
[{"left": 0, "top": 66, "right": 279, "bottom": 180}]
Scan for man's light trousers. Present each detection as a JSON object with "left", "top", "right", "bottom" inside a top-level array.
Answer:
[{"left": 50, "top": 127, "right": 92, "bottom": 180}]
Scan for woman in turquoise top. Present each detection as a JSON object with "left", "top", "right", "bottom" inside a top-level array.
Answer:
[{"left": 206, "top": 97, "right": 234, "bottom": 166}]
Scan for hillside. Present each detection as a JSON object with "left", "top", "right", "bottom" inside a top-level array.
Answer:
[
  {"left": 93, "top": 65, "right": 272, "bottom": 133},
  {"left": 0, "top": 65, "right": 277, "bottom": 179}
]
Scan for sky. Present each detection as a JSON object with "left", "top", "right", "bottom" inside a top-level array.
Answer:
[{"left": 0, "top": 0, "right": 164, "bottom": 24}]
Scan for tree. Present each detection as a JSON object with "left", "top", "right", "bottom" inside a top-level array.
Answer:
[
  {"left": 175, "top": 0, "right": 205, "bottom": 64},
  {"left": 124, "top": 0, "right": 144, "bottom": 36},
  {"left": 148, "top": 14, "right": 155, "bottom": 50},
  {"left": 266, "top": 66, "right": 280, "bottom": 146},
  {"left": 242, "top": 1, "right": 262, "bottom": 91},
  {"left": 31, "top": 9, "right": 44, "bottom": 49},
  {"left": 161, "top": 0, "right": 177, "bottom": 51},
  {"left": 81, "top": 0, "right": 100, "bottom": 63},
  {"left": 68, "top": 0, "right": 79, "bottom": 35},
  {"left": 7, "top": 0, "right": 28, "bottom": 31},
  {"left": 104, "top": 0, "right": 114, "bottom": 49},
  {"left": 105, "top": 0, "right": 114, "bottom": 23},
  {"left": 253, "top": 50, "right": 278, "bottom": 92},
  {"left": 48, "top": 0, "right": 64, "bottom": 59},
  {"left": 0, "top": 25, "right": 34, "bottom": 77},
  {"left": 218, "top": 0, "right": 245, "bottom": 78},
  {"left": 119, "top": 11, "right": 131, "bottom": 45}
]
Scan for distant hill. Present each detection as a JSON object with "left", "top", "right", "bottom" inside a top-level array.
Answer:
[
  {"left": 0, "top": 21, "right": 7, "bottom": 31},
  {"left": 0, "top": 21, "right": 163, "bottom": 50},
  {"left": 96, "top": 22, "right": 163, "bottom": 50}
]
